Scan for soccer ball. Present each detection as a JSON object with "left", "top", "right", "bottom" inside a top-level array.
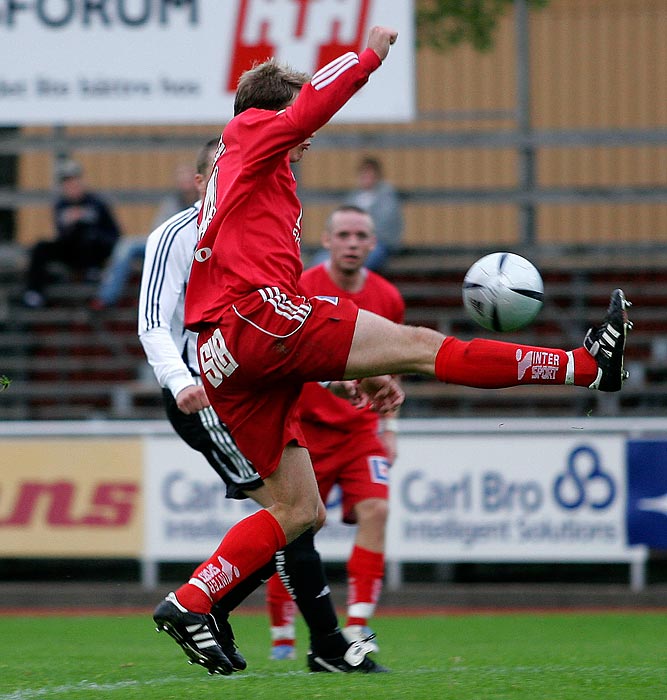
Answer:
[{"left": 462, "top": 252, "right": 544, "bottom": 332}]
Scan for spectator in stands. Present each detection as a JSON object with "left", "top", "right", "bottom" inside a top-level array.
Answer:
[
  {"left": 309, "top": 156, "right": 404, "bottom": 272},
  {"left": 22, "top": 159, "right": 121, "bottom": 308},
  {"left": 91, "top": 162, "right": 198, "bottom": 310}
]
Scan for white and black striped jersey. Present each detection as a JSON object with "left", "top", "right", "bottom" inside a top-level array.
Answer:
[
  {"left": 138, "top": 203, "right": 201, "bottom": 398},
  {"left": 138, "top": 201, "right": 262, "bottom": 495}
]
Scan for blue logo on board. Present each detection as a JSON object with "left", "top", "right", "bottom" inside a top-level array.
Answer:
[{"left": 627, "top": 440, "right": 667, "bottom": 548}]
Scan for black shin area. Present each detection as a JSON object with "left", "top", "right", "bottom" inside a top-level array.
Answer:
[{"left": 279, "top": 529, "right": 347, "bottom": 657}]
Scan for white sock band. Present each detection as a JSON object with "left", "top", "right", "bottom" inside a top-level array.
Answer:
[
  {"left": 565, "top": 351, "right": 575, "bottom": 385},
  {"left": 188, "top": 577, "right": 213, "bottom": 600}
]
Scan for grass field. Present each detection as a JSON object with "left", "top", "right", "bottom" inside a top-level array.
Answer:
[{"left": 1, "top": 610, "right": 666, "bottom": 699}]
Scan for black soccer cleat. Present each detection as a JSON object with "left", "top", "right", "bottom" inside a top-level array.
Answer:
[
  {"left": 583, "top": 288, "right": 632, "bottom": 392},
  {"left": 153, "top": 592, "right": 234, "bottom": 676},
  {"left": 307, "top": 636, "right": 389, "bottom": 673},
  {"left": 209, "top": 608, "right": 247, "bottom": 671}
]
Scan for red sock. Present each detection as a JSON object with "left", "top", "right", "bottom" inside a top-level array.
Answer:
[
  {"left": 435, "top": 337, "right": 598, "bottom": 388},
  {"left": 175, "top": 510, "right": 286, "bottom": 613},
  {"left": 266, "top": 573, "right": 297, "bottom": 645},
  {"left": 346, "top": 546, "right": 385, "bottom": 627}
]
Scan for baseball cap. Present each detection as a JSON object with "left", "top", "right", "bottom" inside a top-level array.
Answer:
[{"left": 56, "top": 159, "right": 83, "bottom": 181}]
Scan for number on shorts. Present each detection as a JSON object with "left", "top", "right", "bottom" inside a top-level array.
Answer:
[{"left": 200, "top": 328, "right": 238, "bottom": 388}]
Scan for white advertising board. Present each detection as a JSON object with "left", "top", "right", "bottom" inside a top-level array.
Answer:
[
  {"left": 0, "top": 0, "right": 415, "bottom": 125},
  {"left": 388, "top": 434, "right": 635, "bottom": 561},
  {"left": 144, "top": 436, "right": 356, "bottom": 562},
  {"left": 144, "top": 431, "right": 642, "bottom": 566}
]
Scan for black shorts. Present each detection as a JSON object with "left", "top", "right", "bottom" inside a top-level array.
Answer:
[{"left": 162, "top": 388, "right": 264, "bottom": 500}]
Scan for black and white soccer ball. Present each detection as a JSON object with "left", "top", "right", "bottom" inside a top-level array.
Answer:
[{"left": 462, "top": 252, "right": 544, "bottom": 332}]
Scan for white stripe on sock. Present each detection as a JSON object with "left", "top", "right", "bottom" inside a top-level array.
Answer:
[{"left": 565, "top": 351, "right": 575, "bottom": 385}]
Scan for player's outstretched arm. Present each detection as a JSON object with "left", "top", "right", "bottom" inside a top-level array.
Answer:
[{"left": 366, "top": 26, "right": 398, "bottom": 62}]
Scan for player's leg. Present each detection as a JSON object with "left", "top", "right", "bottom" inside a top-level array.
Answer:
[
  {"left": 329, "top": 438, "right": 390, "bottom": 654},
  {"left": 171, "top": 444, "right": 317, "bottom": 611},
  {"left": 155, "top": 445, "right": 383, "bottom": 674},
  {"left": 344, "top": 289, "right": 631, "bottom": 392},
  {"left": 265, "top": 447, "right": 355, "bottom": 665},
  {"left": 166, "top": 395, "right": 377, "bottom": 669},
  {"left": 265, "top": 526, "right": 387, "bottom": 670},
  {"left": 264, "top": 464, "right": 327, "bottom": 662},
  {"left": 343, "top": 496, "right": 387, "bottom": 653},
  {"left": 266, "top": 573, "right": 297, "bottom": 659},
  {"left": 265, "top": 458, "right": 333, "bottom": 661},
  {"left": 159, "top": 350, "right": 373, "bottom": 672},
  {"left": 154, "top": 445, "right": 315, "bottom": 674}
]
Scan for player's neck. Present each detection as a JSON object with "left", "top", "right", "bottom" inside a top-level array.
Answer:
[{"left": 325, "top": 261, "right": 367, "bottom": 293}]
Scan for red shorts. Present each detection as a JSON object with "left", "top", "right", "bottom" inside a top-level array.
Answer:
[
  {"left": 197, "top": 288, "right": 359, "bottom": 479},
  {"left": 304, "top": 423, "right": 390, "bottom": 524}
]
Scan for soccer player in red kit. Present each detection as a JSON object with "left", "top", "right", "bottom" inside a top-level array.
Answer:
[
  {"left": 266, "top": 205, "right": 404, "bottom": 659},
  {"left": 154, "top": 26, "right": 631, "bottom": 675}
]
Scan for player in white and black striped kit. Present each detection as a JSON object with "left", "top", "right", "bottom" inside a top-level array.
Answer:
[
  {"left": 139, "top": 139, "right": 385, "bottom": 674},
  {"left": 138, "top": 169, "right": 263, "bottom": 500}
]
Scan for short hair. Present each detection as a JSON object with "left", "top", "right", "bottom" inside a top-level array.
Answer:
[
  {"left": 196, "top": 138, "right": 219, "bottom": 177},
  {"left": 326, "top": 205, "right": 375, "bottom": 233},
  {"left": 234, "top": 58, "right": 310, "bottom": 116}
]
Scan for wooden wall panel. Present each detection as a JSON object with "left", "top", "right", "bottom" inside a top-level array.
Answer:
[
  {"left": 531, "top": 0, "right": 667, "bottom": 129},
  {"left": 403, "top": 203, "right": 518, "bottom": 247},
  {"left": 13, "top": 1, "right": 667, "bottom": 249},
  {"left": 539, "top": 146, "right": 667, "bottom": 187},
  {"left": 539, "top": 202, "right": 667, "bottom": 244},
  {"left": 17, "top": 205, "right": 51, "bottom": 247},
  {"left": 301, "top": 202, "right": 518, "bottom": 248}
]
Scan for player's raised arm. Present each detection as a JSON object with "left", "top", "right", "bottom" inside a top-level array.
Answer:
[{"left": 366, "top": 26, "right": 398, "bottom": 62}]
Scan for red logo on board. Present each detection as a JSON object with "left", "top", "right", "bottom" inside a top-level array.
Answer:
[
  {"left": 0, "top": 481, "right": 138, "bottom": 527},
  {"left": 227, "top": 0, "right": 372, "bottom": 91}
]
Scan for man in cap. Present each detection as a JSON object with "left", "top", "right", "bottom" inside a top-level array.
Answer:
[{"left": 22, "top": 158, "right": 121, "bottom": 308}]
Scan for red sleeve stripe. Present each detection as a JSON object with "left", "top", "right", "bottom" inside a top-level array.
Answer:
[{"left": 311, "top": 52, "right": 359, "bottom": 91}]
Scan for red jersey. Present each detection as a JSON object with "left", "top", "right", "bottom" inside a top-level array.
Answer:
[
  {"left": 185, "top": 49, "right": 382, "bottom": 332},
  {"left": 297, "top": 263, "right": 405, "bottom": 432}
]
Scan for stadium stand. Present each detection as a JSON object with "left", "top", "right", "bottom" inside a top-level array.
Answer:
[{"left": 1, "top": 243, "right": 666, "bottom": 421}]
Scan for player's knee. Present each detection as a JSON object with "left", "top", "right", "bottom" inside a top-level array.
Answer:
[
  {"left": 313, "top": 500, "right": 327, "bottom": 532},
  {"left": 358, "top": 497, "right": 389, "bottom": 529},
  {"left": 289, "top": 499, "right": 320, "bottom": 533}
]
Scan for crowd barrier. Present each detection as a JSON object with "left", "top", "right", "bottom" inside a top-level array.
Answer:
[{"left": 2, "top": 418, "right": 665, "bottom": 591}]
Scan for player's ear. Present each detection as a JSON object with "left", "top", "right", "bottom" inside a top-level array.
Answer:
[
  {"left": 321, "top": 229, "right": 332, "bottom": 249},
  {"left": 194, "top": 173, "right": 206, "bottom": 195}
]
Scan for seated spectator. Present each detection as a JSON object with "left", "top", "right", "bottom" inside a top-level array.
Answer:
[
  {"left": 309, "top": 156, "right": 404, "bottom": 271},
  {"left": 90, "top": 162, "right": 198, "bottom": 310},
  {"left": 22, "top": 159, "right": 121, "bottom": 308}
]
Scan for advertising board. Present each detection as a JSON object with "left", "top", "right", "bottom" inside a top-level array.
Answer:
[
  {"left": 0, "top": 438, "right": 142, "bottom": 557},
  {"left": 144, "top": 432, "right": 644, "bottom": 567},
  {"left": 388, "top": 434, "right": 635, "bottom": 562},
  {"left": 0, "top": 0, "right": 415, "bottom": 124}
]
